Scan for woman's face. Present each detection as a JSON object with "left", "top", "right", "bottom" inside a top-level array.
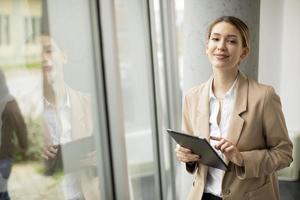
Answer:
[
  {"left": 206, "top": 22, "right": 248, "bottom": 71},
  {"left": 40, "top": 36, "right": 66, "bottom": 85}
]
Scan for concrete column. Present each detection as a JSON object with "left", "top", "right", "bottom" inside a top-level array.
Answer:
[
  {"left": 183, "top": 0, "right": 260, "bottom": 92},
  {"left": 179, "top": 1, "right": 260, "bottom": 199}
]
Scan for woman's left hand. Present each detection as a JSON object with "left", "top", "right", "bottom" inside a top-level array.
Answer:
[{"left": 210, "top": 136, "right": 244, "bottom": 167}]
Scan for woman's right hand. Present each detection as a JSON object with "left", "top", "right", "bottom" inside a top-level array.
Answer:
[
  {"left": 42, "top": 145, "right": 58, "bottom": 160},
  {"left": 175, "top": 144, "right": 201, "bottom": 163}
]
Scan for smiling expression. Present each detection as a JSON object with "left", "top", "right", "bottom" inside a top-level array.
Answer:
[
  {"left": 40, "top": 36, "right": 66, "bottom": 85},
  {"left": 206, "top": 22, "right": 248, "bottom": 71}
]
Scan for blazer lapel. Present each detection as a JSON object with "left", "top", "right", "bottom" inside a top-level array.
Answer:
[
  {"left": 196, "top": 77, "right": 212, "bottom": 140},
  {"left": 67, "top": 87, "right": 85, "bottom": 140},
  {"left": 224, "top": 72, "right": 248, "bottom": 164}
]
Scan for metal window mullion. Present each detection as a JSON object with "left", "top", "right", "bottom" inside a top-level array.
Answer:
[
  {"left": 142, "top": 0, "right": 164, "bottom": 199},
  {"left": 97, "top": 0, "right": 131, "bottom": 200},
  {"left": 160, "top": 0, "right": 182, "bottom": 199},
  {"left": 160, "top": 0, "right": 181, "bottom": 129},
  {"left": 147, "top": 0, "right": 177, "bottom": 199},
  {"left": 88, "top": 0, "right": 117, "bottom": 199}
]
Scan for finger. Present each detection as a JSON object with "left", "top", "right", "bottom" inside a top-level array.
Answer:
[
  {"left": 178, "top": 155, "right": 200, "bottom": 163},
  {"left": 176, "top": 150, "right": 199, "bottom": 159},
  {"left": 175, "top": 145, "right": 191, "bottom": 153},
  {"left": 215, "top": 138, "right": 226, "bottom": 149},
  {"left": 176, "top": 151, "right": 200, "bottom": 162},
  {"left": 43, "top": 151, "right": 54, "bottom": 159},
  {"left": 175, "top": 144, "right": 182, "bottom": 152},
  {"left": 42, "top": 153, "right": 49, "bottom": 160},
  {"left": 44, "top": 146, "right": 57, "bottom": 158},
  {"left": 45, "top": 150, "right": 56, "bottom": 159},
  {"left": 178, "top": 156, "right": 189, "bottom": 163},
  {"left": 210, "top": 136, "right": 222, "bottom": 141},
  {"left": 220, "top": 142, "right": 231, "bottom": 152},
  {"left": 180, "top": 147, "right": 192, "bottom": 153},
  {"left": 224, "top": 145, "right": 234, "bottom": 153},
  {"left": 48, "top": 146, "right": 58, "bottom": 154},
  {"left": 181, "top": 158, "right": 195, "bottom": 163}
]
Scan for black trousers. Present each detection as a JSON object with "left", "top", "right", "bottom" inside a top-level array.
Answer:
[
  {"left": 201, "top": 193, "right": 222, "bottom": 200},
  {"left": 0, "top": 192, "right": 10, "bottom": 200}
]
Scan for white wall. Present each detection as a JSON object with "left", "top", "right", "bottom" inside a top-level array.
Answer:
[
  {"left": 280, "top": 0, "right": 300, "bottom": 131},
  {"left": 259, "top": 0, "right": 300, "bottom": 131},
  {"left": 258, "top": 0, "right": 283, "bottom": 92}
]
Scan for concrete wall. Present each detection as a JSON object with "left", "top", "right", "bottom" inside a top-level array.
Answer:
[{"left": 183, "top": 0, "right": 260, "bottom": 93}]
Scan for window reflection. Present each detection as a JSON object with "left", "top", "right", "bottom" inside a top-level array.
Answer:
[
  {"left": 0, "top": 0, "right": 101, "bottom": 199},
  {"left": 0, "top": 15, "right": 11, "bottom": 46},
  {"left": 0, "top": 69, "right": 28, "bottom": 199},
  {"left": 40, "top": 35, "right": 99, "bottom": 200}
]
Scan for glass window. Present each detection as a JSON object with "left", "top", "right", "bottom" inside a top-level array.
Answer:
[
  {"left": 113, "top": 0, "right": 159, "bottom": 199},
  {"left": 0, "top": 16, "right": 2, "bottom": 45},
  {"left": 0, "top": 15, "right": 10, "bottom": 46},
  {"left": 0, "top": 1, "right": 104, "bottom": 199}
]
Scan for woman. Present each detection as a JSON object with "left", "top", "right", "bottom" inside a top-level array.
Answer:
[
  {"left": 40, "top": 35, "right": 99, "bottom": 200},
  {"left": 175, "top": 16, "right": 293, "bottom": 200}
]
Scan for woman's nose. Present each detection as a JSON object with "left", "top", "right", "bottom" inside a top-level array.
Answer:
[
  {"left": 217, "top": 39, "right": 226, "bottom": 50},
  {"left": 42, "top": 52, "right": 52, "bottom": 62}
]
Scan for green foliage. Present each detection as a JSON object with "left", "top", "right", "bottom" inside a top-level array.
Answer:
[
  {"left": 0, "top": 61, "right": 41, "bottom": 70},
  {"left": 35, "top": 161, "right": 64, "bottom": 180},
  {"left": 14, "top": 116, "right": 44, "bottom": 162},
  {"left": 25, "top": 61, "right": 41, "bottom": 69}
]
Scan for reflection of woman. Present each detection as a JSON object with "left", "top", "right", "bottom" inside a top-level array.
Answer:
[
  {"left": 0, "top": 70, "right": 28, "bottom": 199},
  {"left": 175, "top": 16, "right": 293, "bottom": 200},
  {"left": 40, "top": 35, "right": 98, "bottom": 200}
]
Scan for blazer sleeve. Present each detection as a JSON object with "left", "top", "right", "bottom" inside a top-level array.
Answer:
[
  {"left": 182, "top": 95, "right": 197, "bottom": 174},
  {"left": 236, "top": 87, "right": 293, "bottom": 179}
]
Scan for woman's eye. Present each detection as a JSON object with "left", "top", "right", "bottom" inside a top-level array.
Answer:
[
  {"left": 211, "top": 37, "right": 219, "bottom": 41},
  {"left": 43, "top": 50, "right": 53, "bottom": 55},
  {"left": 228, "top": 40, "right": 237, "bottom": 44}
]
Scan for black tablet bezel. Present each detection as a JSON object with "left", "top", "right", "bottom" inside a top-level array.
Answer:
[{"left": 167, "top": 129, "right": 229, "bottom": 171}]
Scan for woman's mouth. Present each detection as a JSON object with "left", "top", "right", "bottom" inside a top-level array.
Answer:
[
  {"left": 43, "top": 65, "right": 53, "bottom": 72},
  {"left": 214, "top": 54, "right": 229, "bottom": 60}
]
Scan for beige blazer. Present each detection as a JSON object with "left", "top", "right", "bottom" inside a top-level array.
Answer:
[
  {"left": 182, "top": 72, "right": 293, "bottom": 200},
  {"left": 44, "top": 86, "right": 99, "bottom": 200}
]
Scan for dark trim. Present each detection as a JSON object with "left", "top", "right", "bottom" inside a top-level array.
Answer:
[{"left": 145, "top": 0, "right": 163, "bottom": 199}]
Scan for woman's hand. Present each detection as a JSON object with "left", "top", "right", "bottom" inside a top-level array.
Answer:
[
  {"left": 42, "top": 145, "right": 58, "bottom": 160},
  {"left": 175, "top": 144, "right": 201, "bottom": 163},
  {"left": 210, "top": 136, "right": 244, "bottom": 166}
]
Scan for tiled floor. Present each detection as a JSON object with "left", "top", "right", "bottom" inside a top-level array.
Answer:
[{"left": 279, "top": 180, "right": 300, "bottom": 200}]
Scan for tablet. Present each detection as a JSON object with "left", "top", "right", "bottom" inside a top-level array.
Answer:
[
  {"left": 166, "top": 129, "right": 228, "bottom": 171},
  {"left": 61, "top": 136, "right": 95, "bottom": 173}
]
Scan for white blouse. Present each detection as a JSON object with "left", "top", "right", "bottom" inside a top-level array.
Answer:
[{"left": 204, "top": 76, "right": 238, "bottom": 197}]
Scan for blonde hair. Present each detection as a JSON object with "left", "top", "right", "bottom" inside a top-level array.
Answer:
[{"left": 207, "top": 16, "right": 250, "bottom": 50}]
